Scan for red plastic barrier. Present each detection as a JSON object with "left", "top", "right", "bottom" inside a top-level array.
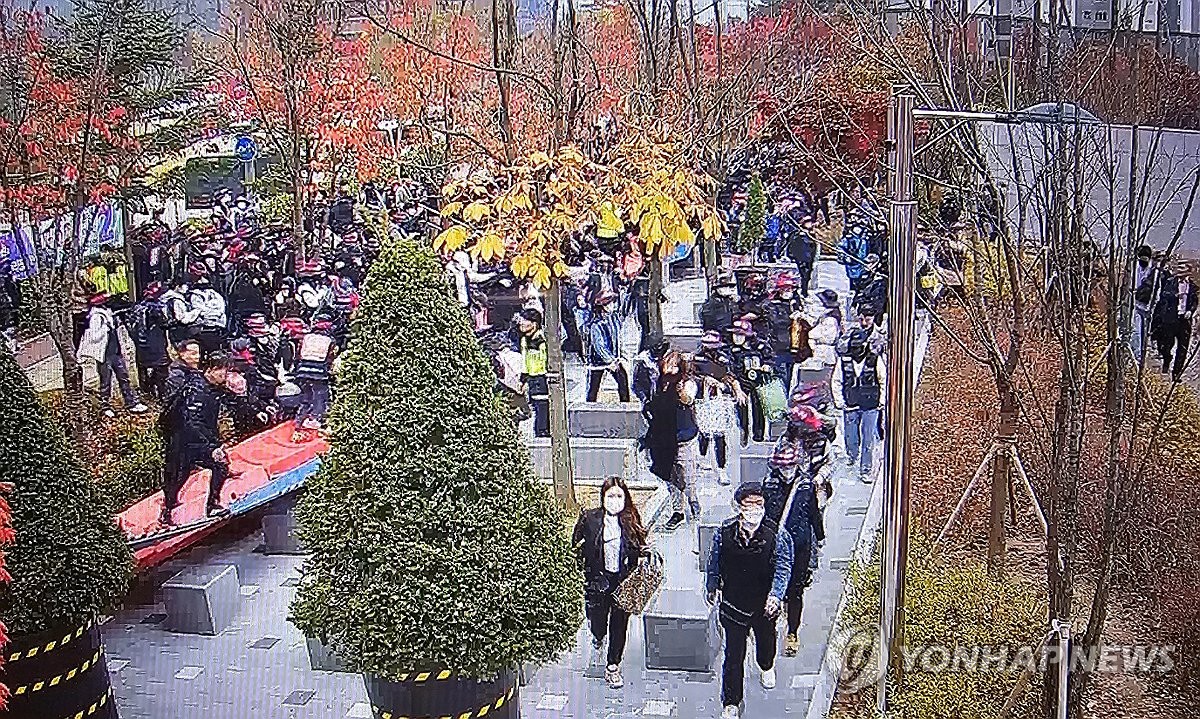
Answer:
[{"left": 117, "top": 421, "right": 328, "bottom": 569}]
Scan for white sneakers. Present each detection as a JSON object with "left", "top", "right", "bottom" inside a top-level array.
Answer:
[
  {"left": 716, "top": 467, "right": 731, "bottom": 485},
  {"left": 722, "top": 705, "right": 740, "bottom": 719},
  {"left": 129, "top": 403, "right": 149, "bottom": 414},
  {"left": 604, "top": 664, "right": 623, "bottom": 689},
  {"left": 760, "top": 667, "right": 777, "bottom": 689}
]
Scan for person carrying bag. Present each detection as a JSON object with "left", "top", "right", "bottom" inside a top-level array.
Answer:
[{"left": 572, "top": 477, "right": 651, "bottom": 690}]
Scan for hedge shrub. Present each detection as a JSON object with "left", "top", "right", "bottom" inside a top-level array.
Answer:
[
  {"left": 95, "top": 419, "right": 165, "bottom": 513},
  {"left": 0, "top": 350, "right": 133, "bottom": 636},
  {"left": 289, "top": 238, "right": 583, "bottom": 680},
  {"left": 836, "top": 524, "right": 1046, "bottom": 719}
]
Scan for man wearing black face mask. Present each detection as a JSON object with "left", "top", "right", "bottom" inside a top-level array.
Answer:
[
  {"left": 706, "top": 481, "right": 793, "bottom": 719},
  {"left": 1132, "top": 245, "right": 1160, "bottom": 363},
  {"left": 832, "top": 332, "right": 886, "bottom": 483}
]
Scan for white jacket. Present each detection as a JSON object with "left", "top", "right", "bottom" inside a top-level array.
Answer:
[
  {"left": 77, "top": 305, "right": 115, "bottom": 363},
  {"left": 189, "top": 288, "right": 227, "bottom": 329},
  {"left": 801, "top": 310, "right": 841, "bottom": 369},
  {"left": 161, "top": 290, "right": 200, "bottom": 326}
]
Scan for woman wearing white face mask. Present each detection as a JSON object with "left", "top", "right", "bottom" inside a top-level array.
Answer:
[{"left": 572, "top": 477, "right": 649, "bottom": 689}]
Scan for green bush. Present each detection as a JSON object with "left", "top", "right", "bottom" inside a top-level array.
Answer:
[
  {"left": 836, "top": 524, "right": 1046, "bottom": 719},
  {"left": 95, "top": 419, "right": 165, "bottom": 513},
  {"left": 289, "top": 238, "right": 583, "bottom": 680},
  {"left": 0, "top": 351, "right": 133, "bottom": 636},
  {"left": 736, "top": 173, "right": 767, "bottom": 255}
]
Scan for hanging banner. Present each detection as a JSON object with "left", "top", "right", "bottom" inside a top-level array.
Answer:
[{"left": 0, "top": 203, "right": 123, "bottom": 281}]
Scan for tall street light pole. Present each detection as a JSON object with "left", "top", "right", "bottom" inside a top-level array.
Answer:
[{"left": 878, "top": 89, "right": 918, "bottom": 717}]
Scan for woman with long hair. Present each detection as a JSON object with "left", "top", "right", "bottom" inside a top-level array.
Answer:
[
  {"left": 645, "top": 349, "right": 701, "bottom": 530},
  {"left": 573, "top": 477, "right": 650, "bottom": 690}
]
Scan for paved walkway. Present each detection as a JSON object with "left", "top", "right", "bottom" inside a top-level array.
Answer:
[{"left": 88, "top": 260, "right": 880, "bottom": 719}]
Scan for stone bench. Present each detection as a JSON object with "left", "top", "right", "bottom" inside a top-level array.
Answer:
[
  {"left": 664, "top": 325, "right": 703, "bottom": 353},
  {"left": 526, "top": 437, "right": 638, "bottom": 482},
  {"left": 262, "top": 513, "right": 305, "bottom": 555},
  {"left": 162, "top": 564, "right": 240, "bottom": 635},
  {"left": 643, "top": 589, "right": 720, "bottom": 673},
  {"left": 568, "top": 402, "right": 646, "bottom": 439},
  {"left": 306, "top": 637, "right": 353, "bottom": 673},
  {"left": 739, "top": 440, "right": 774, "bottom": 485}
]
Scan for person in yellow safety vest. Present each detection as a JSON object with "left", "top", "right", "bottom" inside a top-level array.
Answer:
[{"left": 516, "top": 307, "right": 549, "bottom": 437}]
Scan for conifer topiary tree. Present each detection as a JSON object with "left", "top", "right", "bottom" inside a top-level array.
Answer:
[
  {"left": 290, "top": 239, "right": 583, "bottom": 680},
  {"left": 737, "top": 172, "right": 767, "bottom": 255},
  {"left": 0, "top": 351, "right": 133, "bottom": 636}
]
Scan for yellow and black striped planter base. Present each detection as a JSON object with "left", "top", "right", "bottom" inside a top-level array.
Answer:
[
  {"left": 363, "top": 669, "right": 517, "bottom": 719},
  {"left": 2, "top": 620, "right": 118, "bottom": 719}
]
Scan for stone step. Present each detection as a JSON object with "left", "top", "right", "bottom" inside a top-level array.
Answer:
[{"left": 567, "top": 401, "right": 646, "bottom": 439}]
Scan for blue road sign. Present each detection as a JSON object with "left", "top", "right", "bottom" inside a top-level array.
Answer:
[{"left": 235, "top": 135, "right": 258, "bottom": 163}]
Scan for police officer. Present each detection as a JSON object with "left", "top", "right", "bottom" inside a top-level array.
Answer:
[
  {"left": 706, "top": 481, "right": 793, "bottom": 719},
  {"left": 160, "top": 352, "right": 234, "bottom": 525}
]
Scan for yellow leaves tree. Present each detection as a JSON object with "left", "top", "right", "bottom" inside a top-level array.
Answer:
[{"left": 602, "top": 126, "right": 724, "bottom": 335}]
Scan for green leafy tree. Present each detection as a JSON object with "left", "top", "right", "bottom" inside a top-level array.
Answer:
[
  {"left": 738, "top": 173, "right": 767, "bottom": 256},
  {"left": 0, "top": 351, "right": 133, "bottom": 636},
  {"left": 290, "top": 238, "right": 583, "bottom": 679}
]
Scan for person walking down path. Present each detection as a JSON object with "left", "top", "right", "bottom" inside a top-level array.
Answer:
[
  {"left": 645, "top": 350, "right": 701, "bottom": 531},
  {"left": 1132, "top": 245, "right": 1161, "bottom": 364},
  {"left": 572, "top": 477, "right": 650, "bottom": 691},
  {"left": 832, "top": 331, "right": 885, "bottom": 483},
  {"left": 695, "top": 331, "right": 742, "bottom": 486},
  {"left": 77, "top": 293, "right": 148, "bottom": 418},
  {"left": 582, "top": 290, "right": 631, "bottom": 403},
  {"left": 706, "top": 481, "right": 793, "bottom": 719},
  {"left": 1152, "top": 257, "right": 1197, "bottom": 382}
]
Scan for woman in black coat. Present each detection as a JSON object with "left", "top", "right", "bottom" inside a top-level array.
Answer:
[{"left": 573, "top": 476, "right": 649, "bottom": 690}]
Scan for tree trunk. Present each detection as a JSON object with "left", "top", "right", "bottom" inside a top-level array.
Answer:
[
  {"left": 44, "top": 302, "right": 86, "bottom": 443},
  {"left": 989, "top": 389, "right": 1018, "bottom": 573},
  {"left": 544, "top": 278, "right": 578, "bottom": 513},
  {"left": 648, "top": 256, "right": 664, "bottom": 340}
]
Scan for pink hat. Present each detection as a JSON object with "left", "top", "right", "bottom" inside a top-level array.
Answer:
[{"left": 731, "top": 319, "right": 754, "bottom": 336}]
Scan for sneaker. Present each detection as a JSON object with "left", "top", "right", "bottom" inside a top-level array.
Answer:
[
  {"left": 664, "top": 512, "right": 686, "bottom": 531},
  {"left": 129, "top": 402, "right": 149, "bottom": 414},
  {"left": 102, "top": 408, "right": 116, "bottom": 419},
  {"left": 760, "top": 667, "right": 776, "bottom": 689},
  {"left": 716, "top": 467, "right": 731, "bottom": 486},
  {"left": 159, "top": 507, "right": 176, "bottom": 527},
  {"left": 206, "top": 504, "right": 230, "bottom": 518},
  {"left": 859, "top": 469, "right": 874, "bottom": 484},
  {"left": 784, "top": 633, "right": 799, "bottom": 657},
  {"left": 592, "top": 635, "right": 604, "bottom": 651},
  {"left": 722, "top": 705, "right": 740, "bottom": 719},
  {"left": 604, "top": 664, "right": 624, "bottom": 689}
]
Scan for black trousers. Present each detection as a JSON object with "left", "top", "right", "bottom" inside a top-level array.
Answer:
[
  {"left": 586, "top": 580, "right": 630, "bottom": 667},
  {"left": 586, "top": 366, "right": 631, "bottom": 403},
  {"left": 164, "top": 442, "right": 229, "bottom": 511},
  {"left": 1156, "top": 318, "right": 1192, "bottom": 378},
  {"left": 527, "top": 375, "right": 550, "bottom": 438},
  {"left": 786, "top": 592, "right": 805, "bottom": 636},
  {"left": 699, "top": 433, "right": 728, "bottom": 469},
  {"left": 720, "top": 611, "right": 777, "bottom": 707},
  {"left": 737, "top": 393, "right": 767, "bottom": 445},
  {"left": 795, "top": 261, "right": 813, "bottom": 296}
]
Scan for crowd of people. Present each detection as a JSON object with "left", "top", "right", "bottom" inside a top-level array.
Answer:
[
  {"left": 552, "top": 185, "right": 906, "bottom": 719},
  {"left": 62, "top": 182, "right": 441, "bottom": 525}
]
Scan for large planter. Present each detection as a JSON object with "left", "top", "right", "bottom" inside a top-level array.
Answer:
[
  {"left": 2, "top": 619, "right": 118, "bottom": 719},
  {"left": 363, "top": 669, "right": 517, "bottom": 719}
]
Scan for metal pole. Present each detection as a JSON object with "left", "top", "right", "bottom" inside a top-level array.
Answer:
[{"left": 878, "top": 90, "right": 918, "bottom": 717}]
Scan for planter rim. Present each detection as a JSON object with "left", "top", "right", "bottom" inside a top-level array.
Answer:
[{"left": 6, "top": 617, "right": 97, "bottom": 665}]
